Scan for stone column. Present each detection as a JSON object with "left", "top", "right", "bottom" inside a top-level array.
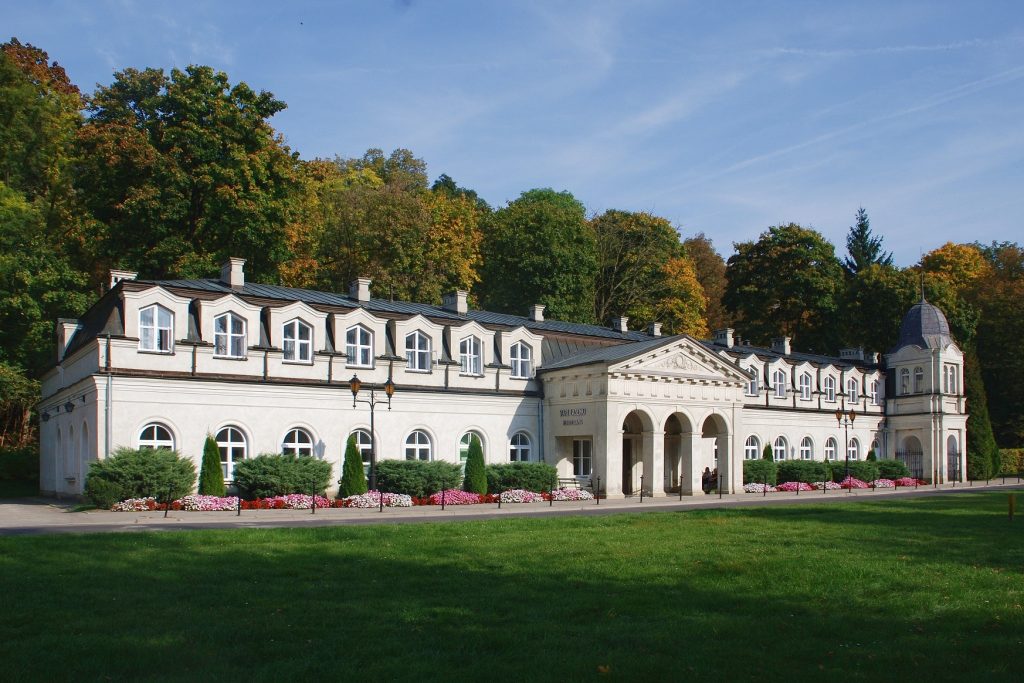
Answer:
[{"left": 643, "top": 430, "right": 665, "bottom": 496}]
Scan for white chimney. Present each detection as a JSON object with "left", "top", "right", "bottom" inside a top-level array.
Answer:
[
  {"left": 713, "top": 328, "right": 735, "bottom": 348},
  {"left": 56, "top": 318, "right": 82, "bottom": 362},
  {"left": 220, "top": 258, "right": 246, "bottom": 289},
  {"left": 647, "top": 322, "right": 662, "bottom": 337},
  {"left": 771, "top": 336, "right": 791, "bottom": 355},
  {"left": 109, "top": 269, "right": 137, "bottom": 291},
  {"left": 612, "top": 316, "right": 629, "bottom": 333},
  {"left": 529, "top": 304, "right": 545, "bottom": 322},
  {"left": 442, "top": 290, "right": 468, "bottom": 315},
  {"left": 840, "top": 347, "right": 865, "bottom": 361},
  {"left": 349, "top": 277, "right": 371, "bottom": 303}
]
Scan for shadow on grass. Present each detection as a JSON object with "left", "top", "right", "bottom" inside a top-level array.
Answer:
[{"left": 1, "top": 504, "right": 1021, "bottom": 681}]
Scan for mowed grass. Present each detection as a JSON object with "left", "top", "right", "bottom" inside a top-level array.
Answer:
[{"left": 1, "top": 492, "right": 1022, "bottom": 681}]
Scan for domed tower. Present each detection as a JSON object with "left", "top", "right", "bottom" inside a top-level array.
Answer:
[{"left": 883, "top": 296, "right": 967, "bottom": 483}]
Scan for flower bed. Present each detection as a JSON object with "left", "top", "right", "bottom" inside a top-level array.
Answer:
[
  {"left": 743, "top": 482, "right": 777, "bottom": 493},
  {"left": 499, "top": 488, "right": 544, "bottom": 503},
  {"left": 839, "top": 476, "right": 870, "bottom": 489},
  {"left": 547, "top": 487, "right": 594, "bottom": 501},
  {"left": 813, "top": 481, "right": 842, "bottom": 490},
  {"left": 894, "top": 477, "right": 922, "bottom": 487},
  {"left": 870, "top": 478, "right": 896, "bottom": 488},
  {"left": 776, "top": 481, "right": 814, "bottom": 492},
  {"left": 428, "top": 489, "right": 482, "bottom": 505},
  {"left": 241, "top": 494, "right": 331, "bottom": 510},
  {"left": 112, "top": 497, "right": 158, "bottom": 511},
  {"left": 178, "top": 495, "right": 238, "bottom": 511},
  {"left": 341, "top": 490, "right": 413, "bottom": 508}
]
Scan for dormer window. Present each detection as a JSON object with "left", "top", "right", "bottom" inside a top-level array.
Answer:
[
  {"left": 900, "top": 368, "right": 910, "bottom": 395},
  {"left": 139, "top": 305, "right": 173, "bottom": 353},
  {"left": 823, "top": 376, "right": 836, "bottom": 402},
  {"left": 346, "top": 325, "right": 373, "bottom": 368},
  {"left": 214, "top": 313, "right": 246, "bottom": 358},
  {"left": 282, "top": 319, "right": 312, "bottom": 363},
  {"left": 460, "top": 336, "right": 482, "bottom": 376},
  {"left": 510, "top": 341, "right": 532, "bottom": 379},
  {"left": 773, "top": 369, "right": 786, "bottom": 398},
  {"left": 406, "top": 331, "right": 431, "bottom": 372},
  {"left": 871, "top": 379, "right": 881, "bottom": 405},
  {"left": 847, "top": 378, "right": 858, "bottom": 404},
  {"left": 746, "top": 368, "right": 759, "bottom": 396},
  {"left": 799, "top": 372, "right": 812, "bottom": 400}
]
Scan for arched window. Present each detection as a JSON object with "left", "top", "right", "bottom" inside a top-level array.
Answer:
[
  {"left": 871, "top": 379, "right": 881, "bottom": 405},
  {"left": 216, "top": 427, "right": 247, "bottom": 479},
  {"left": 823, "top": 376, "right": 836, "bottom": 402},
  {"left": 944, "top": 365, "right": 957, "bottom": 394},
  {"left": 799, "top": 373, "right": 812, "bottom": 400},
  {"left": 282, "top": 428, "right": 313, "bottom": 456},
  {"left": 139, "top": 304, "right": 173, "bottom": 352},
  {"left": 460, "top": 336, "right": 482, "bottom": 376},
  {"left": 509, "top": 432, "right": 532, "bottom": 462},
  {"left": 773, "top": 369, "right": 786, "bottom": 398},
  {"left": 773, "top": 436, "right": 788, "bottom": 461},
  {"left": 800, "top": 437, "right": 813, "bottom": 460},
  {"left": 282, "top": 319, "right": 312, "bottom": 363},
  {"left": 824, "top": 437, "right": 837, "bottom": 461},
  {"left": 913, "top": 366, "right": 924, "bottom": 393},
  {"left": 900, "top": 368, "right": 910, "bottom": 395},
  {"left": 405, "top": 430, "right": 432, "bottom": 461},
  {"left": 847, "top": 378, "right": 858, "bottom": 404},
  {"left": 406, "top": 331, "right": 431, "bottom": 372},
  {"left": 346, "top": 325, "right": 373, "bottom": 367},
  {"left": 139, "top": 423, "right": 174, "bottom": 450},
  {"left": 744, "top": 435, "right": 760, "bottom": 460},
  {"left": 214, "top": 313, "right": 246, "bottom": 358},
  {"left": 870, "top": 439, "right": 880, "bottom": 457},
  {"left": 81, "top": 422, "right": 91, "bottom": 463},
  {"left": 848, "top": 438, "right": 860, "bottom": 461},
  {"left": 746, "top": 368, "right": 759, "bottom": 396},
  {"left": 351, "top": 429, "right": 373, "bottom": 474},
  {"left": 510, "top": 342, "right": 532, "bottom": 379},
  {"left": 459, "top": 431, "right": 484, "bottom": 466}
]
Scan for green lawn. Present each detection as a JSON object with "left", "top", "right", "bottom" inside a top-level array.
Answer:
[{"left": 1, "top": 492, "right": 1021, "bottom": 681}]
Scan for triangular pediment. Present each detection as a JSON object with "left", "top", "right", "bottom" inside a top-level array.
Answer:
[{"left": 611, "top": 336, "right": 749, "bottom": 385}]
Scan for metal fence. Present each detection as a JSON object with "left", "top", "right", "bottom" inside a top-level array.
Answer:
[{"left": 895, "top": 450, "right": 924, "bottom": 479}]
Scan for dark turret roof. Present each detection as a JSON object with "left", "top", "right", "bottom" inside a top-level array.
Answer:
[{"left": 890, "top": 298, "right": 953, "bottom": 352}]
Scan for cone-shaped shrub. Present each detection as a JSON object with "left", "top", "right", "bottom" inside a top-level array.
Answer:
[
  {"left": 462, "top": 435, "right": 487, "bottom": 494},
  {"left": 762, "top": 444, "right": 774, "bottom": 461},
  {"left": 340, "top": 434, "right": 368, "bottom": 497},
  {"left": 198, "top": 435, "right": 226, "bottom": 496}
]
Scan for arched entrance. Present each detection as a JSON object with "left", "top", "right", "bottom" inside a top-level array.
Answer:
[
  {"left": 897, "top": 435, "right": 924, "bottom": 479},
  {"left": 621, "top": 412, "right": 644, "bottom": 495},
  {"left": 663, "top": 413, "right": 695, "bottom": 493},
  {"left": 946, "top": 435, "right": 960, "bottom": 482},
  {"left": 700, "top": 414, "right": 729, "bottom": 492}
]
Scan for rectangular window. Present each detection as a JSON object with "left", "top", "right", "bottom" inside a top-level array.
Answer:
[
  {"left": 572, "top": 439, "right": 592, "bottom": 476},
  {"left": 139, "top": 305, "right": 173, "bottom": 352},
  {"left": 406, "top": 331, "right": 431, "bottom": 372},
  {"left": 460, "top": 337, "right": 482, "bottom": 375},
  {"left": 214, "top": 313, "right": 246, "bottom": 358},
  {"left": 346, "top": 326, "right": 373, "bottom": 367}
]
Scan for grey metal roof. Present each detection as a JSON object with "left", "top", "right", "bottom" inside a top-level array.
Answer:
[
  {"left": 540, "top": 336, "right": 681, "bottom": 371},
  {"left": 890, "top": 298, "right": 953, "bottom": 352}
]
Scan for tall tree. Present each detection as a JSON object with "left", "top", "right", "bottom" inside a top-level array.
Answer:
[
  {"left": 74, "top": 65, "right": 301, "bottom": 284},
  {"left": 480, "top": 189, "right": 596, "bottom": 322},
  {"left": 964, "top": 345, "right": 999, "bottom": 478},
  {"left": 683, "top": 233, "right": 731, "bottom": 332},
  {"left": 431, "top": 173, "right": 490, "bottom": 212},
  {"left": 843, "top": 207, "right": 892, "bottom": 275},
  {"left": 724, "top": 224, "right": 844, "bottom": 352},
  {"left": 842, "top": 263, "right": 918, "bottom": 353}
]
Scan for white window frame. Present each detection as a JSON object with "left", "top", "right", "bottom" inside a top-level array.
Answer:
[
  {"left": 848, "top": 438, "right": 860, "bottom": 461},
  {"left": 800, "top": 437, "right": 813, "bottom": 460},
  {"left": 282, "top": 428, "right": 313, "bottom": 456},
  {"left": 282, "top": 319, "right": 313, "bottom": 363},
  {"left": 139, "top": 423, "right": 174, "bottom": 450},
  {"left": 510, "top": 341, "right": 532, "bottom": 379},
  {"left": 824, "top": 376, "right": 836, "bottom": 403},
  {"left": 352, "top": 429, "right": 373, "bottom": 475},
  {"left": 346, "top": 325, "right": 373, "bottom": 368},
  {"left": 216, "top": 426, "right": 247, "bottom": 480},
  {"left": 406, "top": 331, "right": 431, "bottom": 372},
  {"left": 460, "top": 336, "right": 482, "bottom": 376},
  {"left": 913, "top": 366, "right": 924, "bottom": 393},
  {"left": 744, "top": 435, "right": 760, "bottom": 460},
  {"left": 773, "top": 436, "right": 788, "bottom": 461},
  {"left": 824, "top": 437, "right": 837, "bottom": 461},
  {"left": 746, "top": 368, "right": 759, "bottom": 396},
  {"left": 847, "top": 378, "right": 858, "bottom": 405},
  {"left": 799, "top": 373, "right": 811, "bottom": 401},
  {"left": 405, "top": 430, "right": 432, "bottom": 461},
  {"left": 871, "top": 379, "right": 881, "bottom": 405},
  {"left": 510, "top": 431, "right": 532, "bottom": 462},
  {"left": 572, "top": 438, "right": 592, "bottom": 476},
  {"left": 900, "top": 368, "right": 910, "bottom": 395},
  {"left": 459, "top": 431, "right": 484, "bottom": 469},
  {"left": 139, "top": 304, "right": 173, "bottom": 353},
  {"left": 214, "top": 313, "right": 247, "bottom": 358},
  {"left": 773, "top": 369, "right": 786, "bottom": 398}
]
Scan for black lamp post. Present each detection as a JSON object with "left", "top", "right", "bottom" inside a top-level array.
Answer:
[
  {"left": 836, "top": 407, "right": 857, "bottom": 490},
  {"left": 350, "top": 374, "right": 395, "bottom": 491}
]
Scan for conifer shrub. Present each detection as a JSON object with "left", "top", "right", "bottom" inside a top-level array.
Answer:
[
  {"left": 232, "top": 453, "right": 332, "bottom": 499},
  {"left": 776, "top": 460, "right": 828, "bottom": 484},
  {"left": 462, "top": 435, "right": 487, "bottom": 494},
  {"left": 743, "top": 459, "right": 777, "bottom": 485},
  {"left": 762, "top": 444, "right": 774, "bottom": 461},
  {"left": 484, "top": 462, "right": 558, "bottom": 493},
  {"left": 875, "top": 458, "right": 910, "bottom": 480},
  {"left": 84, "top": 447, "right": 196, "bottom": 507},
  {"left": 198, "top": 435, "right": 226, "bottom": 496},
  {"left": 866, "top": 449, "right": 877, "bottom": 461},
  {"left": 375, "top": 460, "right": 461, "bottom": 497},
  {"left": 340, "top": 434, "right": 368, "bottom": 497}
]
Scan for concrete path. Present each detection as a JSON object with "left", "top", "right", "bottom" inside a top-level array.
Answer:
[{"left": 1, "top": 480, "right": 1021, "bottom": 536}]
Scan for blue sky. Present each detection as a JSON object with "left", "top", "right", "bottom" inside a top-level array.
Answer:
[{"left": 7, "top": 1, "right": 1024, "bottom": 265}]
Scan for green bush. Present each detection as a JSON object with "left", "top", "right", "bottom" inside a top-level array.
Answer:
[
  {"left": 743, "top": 459, "right": 777, "bottom": 485},
  {"left": 485, "top": 462, "right": 558, "bottom": 493},
  {"left": 198, "top": 435, "right": 226, "bottom": 496},
  {"left": 875, "top": 458, "right": 910, "bottom": 480},
  {"left": 339, "top": 435, "right": 368, "bottom": 497},
  {"left": 0, "top": 446, "right": 38, "bottom": 481},
  {"left": 232, "top": 453, "right": 332, "bottom": 499},
  {"left": 462, "top": 436, "right": 487, "bottom": 494},
  {"left": 999, "top": 449, "right": 1024, "bottom": 475},
  {"left": 829, "top": 459, "right": 880, "bottom": 483},
  {"left": 762, "top": 444, "right": 774, "bottom": 461},
  {"left": 776, "top": 460, "right": 828, "bottom": 484},
  {"left": 84, "top": 447, "right": 196, "bottom": 507},
  {"left": 967, "top": 451, "right": 992, "bottom": 481},
  {"left": 375, "top": 460, "right": 462, "bottom": 497},
  {"left": 866, "top": 449, "right": 877, "bottom": 461}
]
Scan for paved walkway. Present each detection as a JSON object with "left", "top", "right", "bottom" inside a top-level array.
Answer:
[{"left": 1, "top": 480, "right": 1021, "bottom": 536}]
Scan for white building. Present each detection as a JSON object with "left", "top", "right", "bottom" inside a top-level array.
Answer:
[{"left": 39, "top": 259, "right": 968, "bottom": 498}]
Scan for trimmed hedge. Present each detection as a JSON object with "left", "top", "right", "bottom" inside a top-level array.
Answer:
[
  {"left": 375, "top": 460, "right": 462, "bottom": 497},
  {"left": 743, "top": 459, "right": 777, "bottom": 485},
  {"left": 84, "top": 447, "right": 196, "bottom": 508},
  {"left": 829, "top": 460, "right": 879, "bottom": 483},
  {"left": 0, "top": 446, "right": 37, "bottom": 481},
  {"left": 875, "top": 458, "right": 910, "bottom": 480},
  {"left": 485, "top": 462, "right": 558, "bottom": 493},
  {"left": 776, "top": 460, "right": 828, "bottom": 484},
  {"left": 999, "top": 449, "right": 1024, "bottom": 475},
  {"left": 232, "top": 453, "right": 332, "bottom": 499}
]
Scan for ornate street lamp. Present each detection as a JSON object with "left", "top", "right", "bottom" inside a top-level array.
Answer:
[
  {"left": 836, "top": 408, "right": 857, "bottom": 492},
  {"left": 350, "top": 374, "right": 395, "bottom": 491}
]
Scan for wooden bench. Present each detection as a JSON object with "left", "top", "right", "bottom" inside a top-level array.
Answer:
[{"left": 557, "top": 477, "right": 596, "bottom": 494}]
